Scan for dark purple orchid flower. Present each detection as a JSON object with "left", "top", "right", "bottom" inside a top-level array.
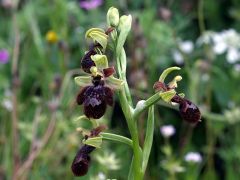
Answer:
[
  {"left": 171, "top": 95, "right": 201, "bottom": 124},
  {"left": 77, "top": 75, "right": 113, "bottom": 119},
  {"left": 79, "top": 0, "right": 103, "bottom": 10},
  {"left": 71, "top": 125, "right": 106, "bottom": 176},
  {"left": 0, "top": 49, "right": 9, "bottom": 64}
]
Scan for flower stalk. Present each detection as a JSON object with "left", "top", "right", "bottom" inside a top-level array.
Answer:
[{"left": 72, "top": 6, "right": 201, "bottom": 179}]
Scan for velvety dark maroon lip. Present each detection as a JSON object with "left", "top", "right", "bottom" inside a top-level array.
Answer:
[
  {"left": 76, "top": 76, "right": 113, "bottom": 119},
  {"left": 171, "top": 95, "right": 201, "bottom": 124},
  {"left": 71, "top": 146, "right": 93, "bottom": 176}
]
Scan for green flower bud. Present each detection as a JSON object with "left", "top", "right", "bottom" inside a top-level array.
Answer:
[
  {"left": 107, "top": 7, "right": 119, "bottom": 27},
  {"left": 118, "top": 15, "right": 132, "bottom": 32}
]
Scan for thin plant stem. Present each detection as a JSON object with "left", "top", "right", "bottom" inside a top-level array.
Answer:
[{"left": 11, "top": 8, "right": 20, "bottom": 180}]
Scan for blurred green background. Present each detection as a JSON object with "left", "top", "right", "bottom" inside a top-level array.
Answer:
[{"left": 1, "top": 0, "right": 240, "bottom": 179}]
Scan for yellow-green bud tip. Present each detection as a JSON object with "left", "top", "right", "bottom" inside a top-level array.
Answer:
[{"left": 107, "top": 7, "right": 119, "bottom": 27}]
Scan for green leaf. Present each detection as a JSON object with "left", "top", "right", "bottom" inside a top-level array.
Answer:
[
  {"left": 128, "top": 157, "right": 135, "bottom": 180},
  {"left": 142, "top": 106, "right": 155, "bottom": 173},
  {"left": 74, "top": 76, "right": 91, "bottom": 87}
]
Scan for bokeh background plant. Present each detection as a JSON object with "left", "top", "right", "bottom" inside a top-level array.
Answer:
[{"left": 1, "top": 0, "right": 240, "bottom": 179}]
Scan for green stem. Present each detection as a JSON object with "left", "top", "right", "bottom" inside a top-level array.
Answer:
[
  {"left": 101, "top": 132, "right": 133, "bottom": 148},
  {"left": 134, "top": 93, "right": 161, "bottom": 119},
  {"left": 198, "top": 0, "right": 206, "bottom": 35},
  {"left": 118, "top": 90, "right": 143, "bottom": 179}
]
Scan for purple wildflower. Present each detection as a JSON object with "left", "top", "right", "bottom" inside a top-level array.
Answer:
[
  {"left": 79, "top": 0, "right": 103, "bottom": 10},
  {"left": 0, "top": 49, "right": 10, "bottom": 64}
]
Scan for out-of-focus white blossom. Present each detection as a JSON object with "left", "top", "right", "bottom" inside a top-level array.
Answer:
[
  {"left": 234, "top": 64, "right": 240, "bottom": 72},
  {"left": 184, "top": 152, "right": 202, "bottom": 163},
  {"left": 226, "top": 48, "right": 240, "bottom": 63},
  {"left": 172, "top": 50, "right": 184, "bottom": 64},
  {"left": 201, "top": 74, "right": 210, "bottom": 82},
  {"left": 212, "top": 40, "right": 227, "bottom": 54},
  {"left": 160, "top": 125, "right": 175, "bottom": 138},
  {"left": 197, "top": 31, "right": 214, "bottom": 45},
  {"left": 198, "top": 29, "right": 240, "bottom": 63},
  {"left": 2, "top": 99, "right": 13, "bottom": 111},
  {"left": 179, "top": 41, "right": 194, "bottom": 54},
  {"left": 95, "top": 152, "right": 121, "bottom": 170},
  {"left": 97, "top": 172, "right": 106, "bottom": 180}
]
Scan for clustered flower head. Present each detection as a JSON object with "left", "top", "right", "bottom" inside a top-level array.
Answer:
[{"left": 198, "top": 29, "right": 240, "bottom": 64}]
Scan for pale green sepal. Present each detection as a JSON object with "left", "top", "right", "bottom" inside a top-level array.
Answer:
[
  {"left": 106, "top": 76, "right": 124, "bottom": 89},
  {"left": 91, "top": 54, "right": 109, "bottom": 69},
  {"left": 159, "top": 67, "right": 181, "bottom": 82},
  {"left": 159, "top": 89, "right": 176, "bottom": 103},
  {"left": 74, "top": 76, "right": 92, "bottom": 87},
  {"left": 85, "top": 28, "right": 108, "bottom": 51},
  {"left": 75, "top": 115, "right": 89, "bottom": 122},
  {"left": 178, "top": 93, "right": 185, "bottom": 98},
  {"left": 83, "top": 136, "right": 103, "bottom": 148}
]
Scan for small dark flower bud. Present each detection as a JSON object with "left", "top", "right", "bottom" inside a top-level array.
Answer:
[
  {"left": 71, "top": 145, "right": 95, "bottom": 176},
  {"left": 172, "top": 95, "right": 201, "bottom": 124},
  {"left": 81, "top": 50, "right": 96, "bottom": 73},
  {"left": 76, "top": 76, "right": 114, "bottom": 119}
]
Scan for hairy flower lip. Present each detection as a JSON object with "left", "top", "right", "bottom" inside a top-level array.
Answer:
[
  {"left": 76, "top": 76, "right": 114, "bottom": 119},
  {"left": 71, "top": 145, "right": 94, "bottom": 176},
  {"left": 171, "top": 95, "right": 201, "bottom": 124}
]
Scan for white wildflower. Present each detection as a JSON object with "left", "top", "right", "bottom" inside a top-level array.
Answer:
[
  {"left": 160, "top": 125, "right": 175, "bottom": 138},
  {"left": 234, "top": 64, "right": 240, "bottom": 72},
  {"left": 2, "top": 99, "right": 13, "bottom": 111},
  {"left": 95, "top": 152, "right": 121, "bottom": 170},
  {"left": 179, "top": 41, "right": 194, "bottom": 54},
  {"left": 184, "top": 152, "right": 202, "bottom": 163},
  {"left": 201, "top": 74, "right": 210, "bottom": 82},
  {"left": 226, "top": 48, "right": 240, "bottom": 63},
  {"left": 97, "top": 172, "right": 106, "bottom": 180},
  {"left": 172, "top": 50, "right": 184, "bottom": 64}
]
